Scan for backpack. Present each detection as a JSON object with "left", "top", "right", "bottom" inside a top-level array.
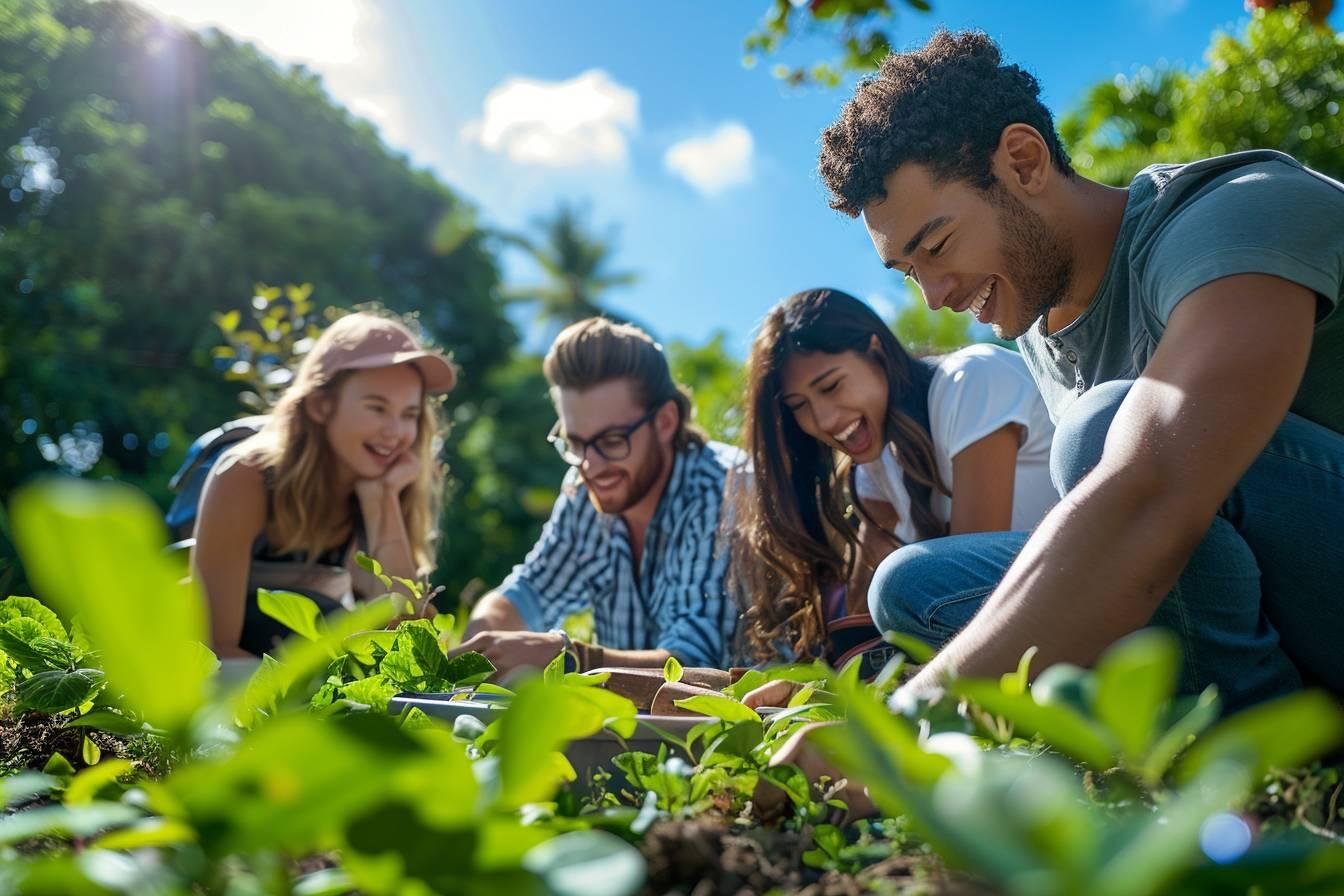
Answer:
[
  {"left": 165, "top": 415, "right": 270, "bottom": 544},
  {"left": 166, "top": 414, "right": 361, "bottom": 656}
]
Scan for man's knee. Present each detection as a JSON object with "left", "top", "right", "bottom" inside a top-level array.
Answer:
[{"left": 1050, "top": 379, "right": 1134, "bottom": 495}]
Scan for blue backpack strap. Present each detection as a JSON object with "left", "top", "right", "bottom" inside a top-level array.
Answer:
[{"left": 165, "top": 415, "right": 269, "bottom": 540}]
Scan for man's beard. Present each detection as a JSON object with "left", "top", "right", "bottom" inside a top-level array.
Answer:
[
  {"left": 585, "top": 445, "right": 666, "bottom": 515},
  {"left": 989, "top": 183, "right": 1074, "bottom": 340}
]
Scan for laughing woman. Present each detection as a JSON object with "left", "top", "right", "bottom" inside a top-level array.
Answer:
[
  {"left": 191, "top": 312, "right": 455, "bottom": 658},
  {"left": 736, "top": 288, "right": 1057, "bottom": 667}
]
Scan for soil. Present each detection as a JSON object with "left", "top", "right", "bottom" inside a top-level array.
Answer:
[
  {"left": 637, "top": 817, "right": 995, "bottom": 896},
  {"left": 0, "top": 709, "right": 166, "bottom": 778}
]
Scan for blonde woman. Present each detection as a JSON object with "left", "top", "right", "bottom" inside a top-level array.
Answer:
[{"left": 191, "top": 312, "right": 455, "bottom": 657}]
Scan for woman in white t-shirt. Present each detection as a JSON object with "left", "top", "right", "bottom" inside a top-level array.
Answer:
[{"left": 734, "top": 288, "right": 1056, "bottom": 668}]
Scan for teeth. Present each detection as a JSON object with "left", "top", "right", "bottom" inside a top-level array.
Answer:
[
  {"left": 835, "top": 419, "right": 861, "bottom": 442},
  {"left": 971, "top": 278, "right": 994, "bottom": 316}
]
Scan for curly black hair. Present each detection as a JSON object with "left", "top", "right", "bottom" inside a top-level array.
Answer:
[{"left": 819, "top": 29, "right": 1073, "bottom": 217}]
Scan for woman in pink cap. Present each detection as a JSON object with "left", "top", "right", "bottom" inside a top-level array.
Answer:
[{"left": 192, "top": 311, "right": 457, "bottom": 657}]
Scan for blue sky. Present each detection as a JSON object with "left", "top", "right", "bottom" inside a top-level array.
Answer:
[{"left": 138, "top": 0, "right": 1341, "bottom": 353}]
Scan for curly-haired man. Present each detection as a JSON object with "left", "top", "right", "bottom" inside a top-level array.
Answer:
[{"left": 815, "top": 29, "right": 1344, "bottom": 710}]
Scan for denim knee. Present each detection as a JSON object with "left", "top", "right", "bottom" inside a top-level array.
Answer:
[
  {"left": 1050, "top": 379, "right": 1134, "bottom": 495},
  {"left": 867, "top": 540, "right": 1000, "bottom": 647}
]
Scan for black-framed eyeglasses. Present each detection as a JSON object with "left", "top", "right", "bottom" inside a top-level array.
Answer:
[{"left": 547, "top": 407, "right": 658, "bottom": 466}]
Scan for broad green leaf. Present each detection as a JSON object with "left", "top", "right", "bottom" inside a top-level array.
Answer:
[
  {"left": 232, "top": 600, "right": 395, "bottom": 727},
  {"left": 292, "top": 868, "right": 356, "bottom": 896},
  {"left": 93, "top": 817, "right": 197, "bottom": 850},
  {"left": 952, "top": 679, "right": 1116, "bottom": 771},
  {"left": 1176, "top": 690, "right": 1344, "bottom": 786},
  {"left": 522, "top": 829, "right": 646, "bottom": 896},
  {"left": 663, "top": 656, "right": 683, "bottom": 683},
  {"left": 759, "top": 764, "right": 812, "bottom": 807},
  {"left": 1093, "top": 629, "right": 1179, "bottom": 762},
  {"left": 65, "top": 759, "right": 135, "bottom": 806},
  {"left": 0, "top": 596, "right": 67, "bottom": 640},
  {"left": 341, "top": 675, "right": 399, "bottom": 712},
  {"left": 672, "top": 694, "right": 761, "bottom": 723},
  {"left": 570, "top": 685, "right": 638, "bottom": 738},
  {"left": 341, "top": 629, "right": 397, "bottom": 665},
  {"left": 42, "top": 752, "right": 76, "bottom": 781},
  {"left": 16, "top": 669, "right": 106, "bottom": 714},
  {"left": 495, "top": 679, "right": 606, "bottom": 810},
  {"left": 11, "top": 481, "right": 209, "bottom": 729},
  {"left": 2, "top": 772, "right": 59, "bottom": 809},
  {"left": 257, "top": 589, "right": 324, "bottom": 641},
  {"left": 0, "top": 619, "right": 77, "bottom": 672},
  {"left": 64, "top": 710, "right": 156, "bottom": 737},
  {"left": 0, "top": 802, "right": 141, "bottom": 847},
  {"left": 80, "top": 736, "right": 100, "bottom": 766}
]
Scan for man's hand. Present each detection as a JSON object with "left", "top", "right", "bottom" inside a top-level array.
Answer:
[
  {"left": 753, "top": 720, "right": 877, "bottom": 821},
  {"left": 448, "top": 629, "right": 565, "bottom": 679}
]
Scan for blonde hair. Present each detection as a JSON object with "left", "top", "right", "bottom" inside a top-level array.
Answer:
[
  {"left": 543, "top": 317, "right": 704, "bottom": 452},
  {"left": 239, "top": 313, "right": 445, "bottom": 575}
]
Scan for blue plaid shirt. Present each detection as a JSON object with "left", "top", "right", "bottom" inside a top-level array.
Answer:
[{"left": 498, "top": 440, "right": 743, "bottom": 667}]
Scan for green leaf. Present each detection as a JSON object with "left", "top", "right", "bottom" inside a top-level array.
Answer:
[
  {"left": 663, "top": 655, "right": 683, "bottom": 683},
  {"left": 16, "top": 668, "right": 106, "bottom": 714},
  {"left": 11, "top": 481, "right": 210, "bottom": 730},
  {"left": 93, "top": 816, "right": 197, "bottom": 850},
  {"left": 673, "top": 694, "right": 761, "bottom": 723},
  {"left": 1093, "top": 629, "right": 1179, "bottom": 762},
  {"left": 495, "top": 680, "right": 607, "bottom": 810},
  {"left": 522, "top": 829, "right": 646, "bottom": 896},
  {"left": 1142, "top": 686, "right": 1220, "bottom": 785},
  {"left": 759, "top": 764, "right": 812, "bottom": 807},
  {"left": 42, "top": 752, "right": 76, "bottom": 781},
  {"left": 64, "top": 710, "right": 157, "bottom": 737},
  {"left": 882, "top": 631, "right": 936, "bottom": 664},
  {"left": 571, "top": 685, "right": 638, "bottom": 738},
  {"left": 0, "top": 802, "right": 142, "bottom": 847},
  {"left": 341, "top": 676, "right": 399, "bottom": 712},
  {"left": 1176, "top": 690, "right": 1344, "bottom": 786},
  {"left": 1000, "top": 645, "right": 1037, "bottom": 697},
  {"left": 232, "top": 600, "right": 395, "bottom": 727},
  {"left": 0, "top": 596, "right": 67, "bottom": 640},
  {"left": 257, "top": 589, "right": 324, "bottom": 641},
  {"left": 952, "top": 678, "right": 1116, "bottom": 771},
  {"left": 80, "top": 735, "right": 101, "bottom": 766},
  {"left": 0, "top": 619, "right": 77, "bottom": 672},
  {"left": 2, "top": 772, "right": 59, "bottom": 809},
  {"left": 65, "top": 759, "right": 135, "bottom": 805},
  {"left": 341, "top": 629, "right": 397, "bottom": 665}
]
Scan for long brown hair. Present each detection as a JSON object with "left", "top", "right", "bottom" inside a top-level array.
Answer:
[
  {"left": 737, "top": 289, "right": 949, "bottom": 660},
  {"left": 239, "top": 313, "right": 446, "bottom": 575}
]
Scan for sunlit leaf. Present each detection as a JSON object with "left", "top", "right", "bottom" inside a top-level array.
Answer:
[
  {"left": 1093, "top": 629, "right": 1179, "bottom": 762},
  {"left": 257, "top": 589, "right": 324, "bottom": 641}
]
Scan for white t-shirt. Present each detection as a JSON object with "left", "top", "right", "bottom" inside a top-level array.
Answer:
[{"left": 854, "top": 344, "right": 1058, "bottom": 544}]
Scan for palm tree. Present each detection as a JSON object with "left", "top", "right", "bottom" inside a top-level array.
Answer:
[{"left": 501, "top": 202, "right": 639, "bottom": 331}]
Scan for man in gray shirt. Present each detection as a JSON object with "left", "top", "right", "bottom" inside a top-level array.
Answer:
[{"left": 813, "top": 29, "right": 1343, "bottom": 709}]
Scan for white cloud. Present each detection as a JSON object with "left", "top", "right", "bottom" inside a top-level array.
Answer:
[
  {"left": 664, "top": 123, "right": 754, "bottom": 197},
  {"left": 462, "top": 70, "right": 639, "bottom": 167}
]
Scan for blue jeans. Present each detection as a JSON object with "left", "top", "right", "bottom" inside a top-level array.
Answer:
[{"left": 868, "top": 380, "right": 1344, "bottom": 710}]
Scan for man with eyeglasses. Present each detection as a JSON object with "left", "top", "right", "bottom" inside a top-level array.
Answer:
[{"left": 456, "top": 317, "right": 745, "bottom": 676}]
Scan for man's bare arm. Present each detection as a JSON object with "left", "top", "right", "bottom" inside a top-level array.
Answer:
[
  {"left": 904, "top": 273, "right": 1316, "bottom": 692},
  {"left": 463, "top": 591, "right": 526, "bottom": 639}
]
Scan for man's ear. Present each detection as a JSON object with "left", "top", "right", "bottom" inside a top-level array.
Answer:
[
  {"left": 303, "top": 393, "right": 332, "bottom": 425},
  {"left": 654, "top": 398, "right": 679, "bottom": 445},
  {"left": 993, "top": 123, "right": 1052, "bottom": 196}
]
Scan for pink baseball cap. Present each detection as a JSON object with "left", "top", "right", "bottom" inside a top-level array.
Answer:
[{"left": 312, "top": 312, "right": 457, "bottom": 393}]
